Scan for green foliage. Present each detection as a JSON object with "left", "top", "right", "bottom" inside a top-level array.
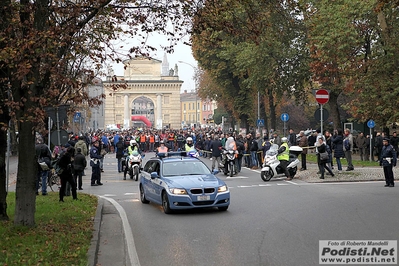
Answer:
[
  {"left": 0, "top": 192, "right": 98, "bottom": 265},
  {"left": 192, "top": 0, "right": 310, "bottom": 130}
]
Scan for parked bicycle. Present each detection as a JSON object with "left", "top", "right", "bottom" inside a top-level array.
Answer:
[{"left": 38, "top": 169, "right": 61, "bottom": 192}]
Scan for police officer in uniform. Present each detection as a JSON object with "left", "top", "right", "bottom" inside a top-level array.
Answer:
[
  {"left": 277, "top": 137, "right": 292, "bottom": 181},
  {"left": 380, "top": 138, "right": 397, "bottom": 187}
]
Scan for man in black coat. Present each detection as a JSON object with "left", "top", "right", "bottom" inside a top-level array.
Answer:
[
  {"left": 380, "top": 138, "right": 397, "bottom": 187},
  {"left": 210, "top": 136, "right": 222, "bottom": 171},
  {"left": 73, "top": 148, "right": 87, "bottom": 190}
]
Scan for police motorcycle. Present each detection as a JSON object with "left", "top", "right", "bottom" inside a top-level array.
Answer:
[
  {"left": 123, "top": 141, "right": 145, "bottom": 181},
  {"left": 260, "top": 140, "right": 302, "bottom": 182},
  {"left": 221, "top": 148, "right": 238, "bottom": 177}
]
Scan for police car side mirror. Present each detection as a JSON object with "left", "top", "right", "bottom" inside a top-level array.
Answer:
[{"left": 150, "top": 172, "right": 159, "bottom": 179}]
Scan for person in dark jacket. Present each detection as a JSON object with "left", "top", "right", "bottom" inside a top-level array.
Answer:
[
  {"left": 210, "top": 136, "right": 222, "bottom": 171},
  {"left": 35, "top": 138, "right": 52, "bottom": 196},
  {"left": 316, "top": 138, "right": 335, "bottom": 179},
  {"left": 115, "top": 138, "right": 125, "bottom": 173},
  {"left": 380, "top": 138, "right": 397, "bottom": 187},
  {"left": 331, "top": 129, "right": 345, "bottom": 172},
  {"left": 90, "top": 140, "right": 103, "bottom": 186},
  {"left": 73, "top": 148, "right": 87, "bottom": 190},
  {"left": 235, "top": 135, "right": 245, "bottom": 173},
  {"left": 58, "top": 147, "right": 78, "bottom": 202}
]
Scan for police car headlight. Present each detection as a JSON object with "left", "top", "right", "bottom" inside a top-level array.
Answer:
[
  {"left": 218, "top": 185, "right": 228, "bottom": 193},
  {"left": 169, "top": 188, "right": 187, "bottom": 195}
]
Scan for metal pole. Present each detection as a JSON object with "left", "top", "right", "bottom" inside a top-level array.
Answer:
[
  {"left": 370, "top": 128, "right": 373, "bottom": 162},
  {"left": 320, "top": 105, "right": 324, "bottom": 135},
  {"left": 56, "top": 107, "right": 61, "bottom": 146},
  {"left": 6, "top": 123, "right": 10, "bottom": 192},
  {"left": 257, "top": 91, "right": 260, "bottom": 134}
]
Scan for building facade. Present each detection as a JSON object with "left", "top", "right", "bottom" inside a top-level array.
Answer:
[{"left": 102, "top": 56, "right": 183, "bottom": 129}]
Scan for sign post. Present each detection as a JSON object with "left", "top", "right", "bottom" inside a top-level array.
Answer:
[
  {"left": 280, "top": 113, "right": 289, "bottom": 136},
  {"left": 315, "top": 89, "right": 330, "bottom": 134},
  {"left": 367, "top": 119, "right": 375, "bottom": 162}
]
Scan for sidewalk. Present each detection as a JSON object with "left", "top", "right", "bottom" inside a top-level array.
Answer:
[{"left": 88, "top": 198, "right": 128, "bottom": 266}]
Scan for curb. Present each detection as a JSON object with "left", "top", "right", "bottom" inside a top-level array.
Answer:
[{"left": 87, "top": 196, "right": 104, "bottom": 266}]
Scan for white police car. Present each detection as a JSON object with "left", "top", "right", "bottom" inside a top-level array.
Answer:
[{"left": 139, "top": 152, "right": 230, "bottom": 214}]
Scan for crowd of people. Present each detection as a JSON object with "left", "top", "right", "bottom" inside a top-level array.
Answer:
[{"left": 35, "top": 126, "right": 397, "bottom": 201}]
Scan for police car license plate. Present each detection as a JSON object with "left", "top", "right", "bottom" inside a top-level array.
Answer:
[{"left": 197, "top": 195, "right": 210, "bottom": 201}]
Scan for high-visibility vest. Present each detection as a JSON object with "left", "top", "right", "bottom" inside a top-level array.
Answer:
[
  {"left": 140, "top": 135, "right": 146, "bottom": 143},
  {"left": 185, "top": 144, "right": 195, "bottom": 151},
  {"left": 128, "top": 145, "right": 139, "bottom": 155},
  {"left": 158, "top": 146, "right": 168, "bottom": 153},
  {"left": 149, "top": 136, "right": 155, "bottom": 143},
  {"left": 277, "top": 142, "right": 290, "bottom": 161}
]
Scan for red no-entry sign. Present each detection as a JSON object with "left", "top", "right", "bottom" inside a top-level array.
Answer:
[{"left": 315, "top": 89, "right": 329, "bottom": 104}]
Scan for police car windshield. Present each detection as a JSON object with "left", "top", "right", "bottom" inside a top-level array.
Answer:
[{"left": 162, "top": 161, "right": 210, "bottom": 177}]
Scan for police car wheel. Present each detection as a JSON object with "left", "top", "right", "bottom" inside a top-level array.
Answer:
[
  {"left": 140, "top": 185, "right": 149, "bottom": 204},
  {"left": 162, "top": 192, "right": 173, "bottom": 214}
]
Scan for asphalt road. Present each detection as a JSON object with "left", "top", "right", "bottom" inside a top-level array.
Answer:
[
  {"left": 92, "top": 152, "right": 399, "bottom": 266},
  {"left": 7, "top": 153, "right": 398, "bottom": 266}
]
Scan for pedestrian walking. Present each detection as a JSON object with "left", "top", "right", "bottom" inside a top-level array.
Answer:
[
  {"left": 355, "top": 132, "right": 367, "bottom": 161},
  {"left": 35, "top": 138, "right": 52, "bottom": 196},
  {"left": 344, "top": 128, "right": 354, "bottom": 171},
  {"left": 90, "top": 140, "right": 103, "bottom": 186},
  {"left": 210, "top": 135, "right": 222, "bottom": 171},
  {"left": 58, "top": 147, "right": 78, "bottom": 202},
  {"left": 298, "top": 131, "right": 308, "bottom": 171},
  {"left": 332, "top": 129, "right": 345, "bottom": 172},
  {"left": 115, "top": 137, "right": 125, "bottom": 173},
  {"left": 73, "top": 148, "right": 86, "bottom": 190},
  {"left": 380, "top": 138, "right": 396, "bottom": 187},
  {"left": 316, "top": 138, "right": 335, "bottom": 179}
]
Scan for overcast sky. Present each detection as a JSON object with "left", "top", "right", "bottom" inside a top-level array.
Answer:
[{"left": 108, "top": 33, "right": 197, "bottom": 93}]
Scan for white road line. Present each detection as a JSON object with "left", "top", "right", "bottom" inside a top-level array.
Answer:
[
  {"left": 100, "top": 196, "right": 140, "bottom": 266},
  {"left": 103, "top": 194, "right": 117, "bottom": 197},
  {"left": 258, "top": 184, "right": 272, "bottom": 187},
  {"left": 276, "top": 183, "right": 289, "bottom": 186},
  {"left": 226, "top": 176, "right": 249, "bottom": 179},
  {"left": 285, "top": 181, "right": 298, "bottom": 185},
  {"left": 124, "top": 192, "right": 137, "bottom": 195}
]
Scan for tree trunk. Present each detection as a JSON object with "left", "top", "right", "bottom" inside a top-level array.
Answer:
[
  {"left": 328, "top": 91, "right": 341, "bottom": 130},
  {"left": 0, "top": 128, "right": 8, "bottom": 221},
  {"left": 269, "top": 93, "right": 277, "bottom": 132},
  {"left": 14, "top": 120, "right": 37, "bottom": 226}
]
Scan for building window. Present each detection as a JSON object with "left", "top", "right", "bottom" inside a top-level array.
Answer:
[
  {"left": 116, "top": 96, "right": 121, "bottom": 104},
  {"left": 184, "top": 103, "right": 186, "bottom": 110},
  {"left": 164, "top": 95, "right": 169, "bottom": 104}
]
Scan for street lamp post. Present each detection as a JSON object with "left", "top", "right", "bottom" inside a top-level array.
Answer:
[{"left": 178, "top": 61, "right": 199, "bottom": 128}]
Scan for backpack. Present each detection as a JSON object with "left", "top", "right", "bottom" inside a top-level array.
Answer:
[{"left": 344, "top": 139, "right": 351, "bottom": 151}]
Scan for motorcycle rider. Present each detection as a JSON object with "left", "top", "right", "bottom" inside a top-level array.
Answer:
[
  {"left": 277, "top": 137, "right": 293, "bottom": 181},
  {"left": 222, "top": 136, "right": 237, "bottom": 174},
  {"left": 124, "top": 140, "right": 142, "bottom": 180},
  {"left": 184, "top": 137, "right": 196, "bottom": 151}
]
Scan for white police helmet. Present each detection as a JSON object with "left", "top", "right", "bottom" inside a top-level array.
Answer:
[
  {"left": 281, "top": 137, "right": 288, "bottom": 143},
  {"left": 130, "top": 140, "right": 137, "bottom": 146},
  {"left": 186, "top": 137, "right": 193, "bottom": 142}
]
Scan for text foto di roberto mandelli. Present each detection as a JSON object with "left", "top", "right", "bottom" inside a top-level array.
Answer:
[{"left": 319, "top": 240, "right": 397, "bottom": 265}]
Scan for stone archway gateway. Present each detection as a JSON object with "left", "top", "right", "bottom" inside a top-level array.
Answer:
[
  {"left": 131, "top": 96, "right": 154, "bottom": 127},
  {"left": 102, "top": 56, "right": 183, "bottom": 129}
]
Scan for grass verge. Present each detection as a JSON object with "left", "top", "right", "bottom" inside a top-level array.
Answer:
[
  {"left": 306, "top": 154, "right": 380, "bottom": 167},
  {"left": 0, "top": 192, "right": 98, "bottom": 266}
]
